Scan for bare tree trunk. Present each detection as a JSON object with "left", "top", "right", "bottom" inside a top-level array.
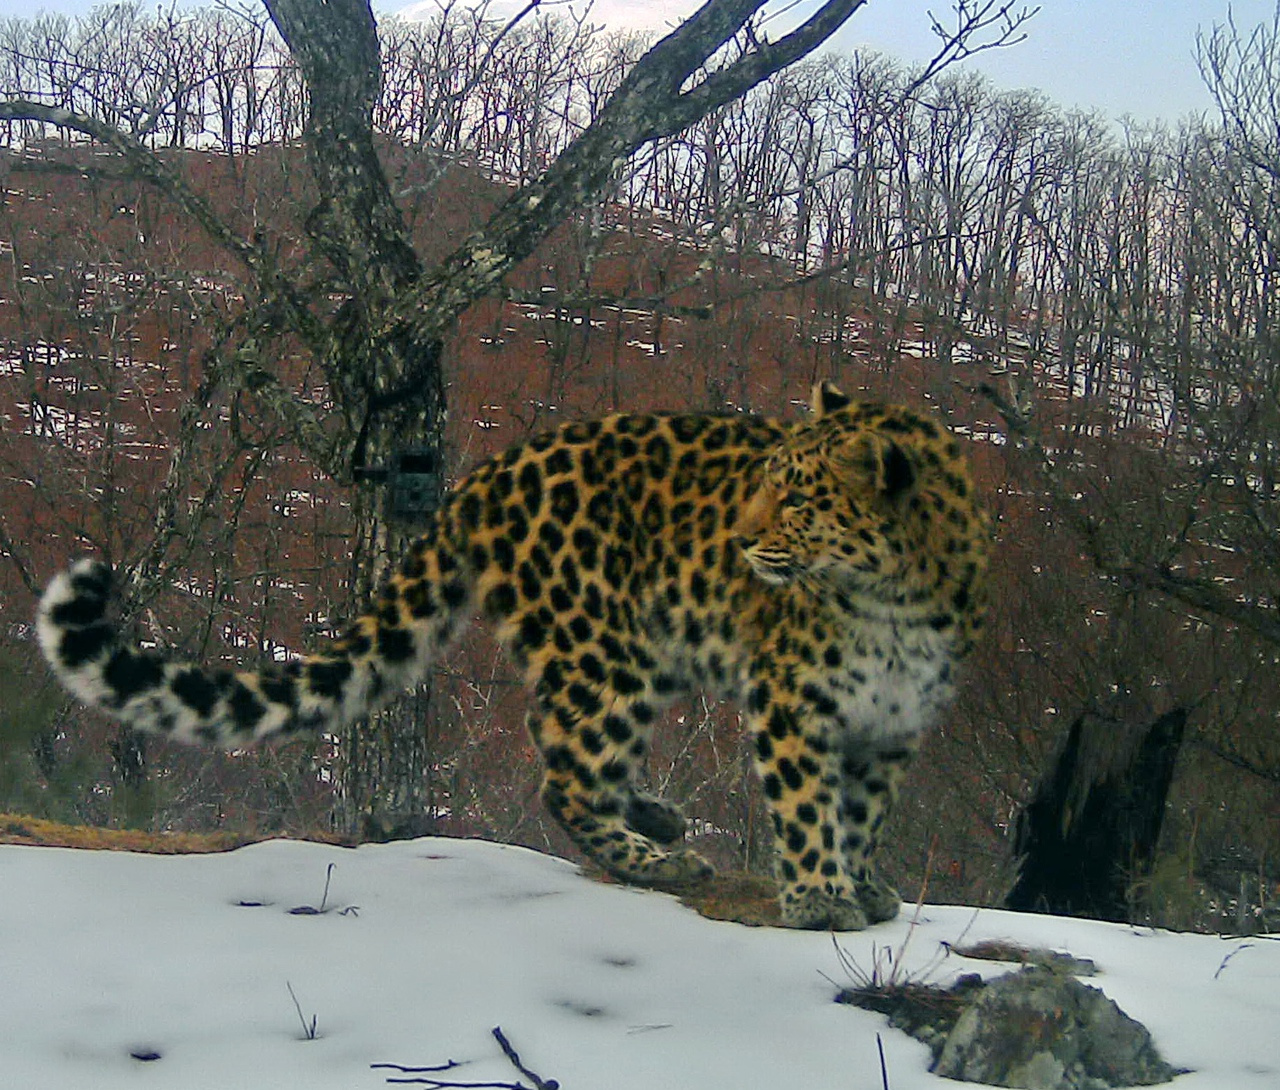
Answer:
[{"left": 259, "top": 0, "right": 443, "bottom": 835}]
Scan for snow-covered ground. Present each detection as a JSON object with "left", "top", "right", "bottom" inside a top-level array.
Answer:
[{"left": 2, "top": 836, "right": 1276, "bottom": 1089}]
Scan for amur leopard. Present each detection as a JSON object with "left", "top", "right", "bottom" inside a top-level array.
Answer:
[{"left": 37, "top": 382, "right": 988, "bottom": 930}]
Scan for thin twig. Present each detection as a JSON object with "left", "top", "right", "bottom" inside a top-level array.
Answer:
[
  {"left": 319, "top": 861, "right": 335, "bottom": 912},
  {"left": 491, "top": 1027, "right": 560, "bottom": 1090},
  {"left": 370, "top": 1059, "right": 466, "bottom": 1075},
  {"left": 1213, "top": 942, "right": 1254, "bottom": 980},
  {"left": 372, "top": 1026, "right": 560, "bottom": 1089},
  {"left": 285, "top": 981, "right": 319, "bottom": 1040}
]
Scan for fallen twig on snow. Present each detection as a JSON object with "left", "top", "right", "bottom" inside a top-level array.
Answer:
[{"left": 373, "top": 1026, "right": 560, "bottom": 1089}]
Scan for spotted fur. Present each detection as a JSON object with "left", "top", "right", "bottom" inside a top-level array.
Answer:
[{"left": 37, "top": 382, "right": 988, "bottom": 929}]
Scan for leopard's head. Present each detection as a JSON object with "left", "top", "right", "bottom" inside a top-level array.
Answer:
[{"left": 736, "top": 382, "right": 983, "bottom": 607}]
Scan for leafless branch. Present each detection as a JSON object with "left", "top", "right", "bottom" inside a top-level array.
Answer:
[
  {"left": 904, "top": 0, "right": 1040, "bottom": 100},
  {"left": 504, "top": 286, "right": 713, "bottom": 320},
  {"left": 372, "top": 1025, "right": 560, "bottom": 1089},
  {"left": 975, "top": 381, "right": 1280, "bottom": 649},
  {"left": 0, "top": 100, "right": 258, "bottom": 271},
  {"left": 385, "top": 0, "right": 873, "bottom": 342}
]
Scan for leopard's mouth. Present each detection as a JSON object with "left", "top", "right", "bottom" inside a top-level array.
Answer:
[{"left": 743, "top": 548, "right": 798, "bottom": 585}]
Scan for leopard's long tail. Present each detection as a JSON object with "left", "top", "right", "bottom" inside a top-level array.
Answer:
[{"left": 35, "top": 541, "right": 474, "bottom": 747}]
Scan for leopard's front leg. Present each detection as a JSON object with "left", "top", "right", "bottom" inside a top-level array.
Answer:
[
  {"left": 747, "top": 693, "right": 869, "bottom": 930},
  {"left": 837, "top": 739, "right": 917, "bottom": 924}
]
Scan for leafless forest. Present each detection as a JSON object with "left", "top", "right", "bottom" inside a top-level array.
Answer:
[{"left": 1, "top": 3, "right": 1277, "bottom": 931}]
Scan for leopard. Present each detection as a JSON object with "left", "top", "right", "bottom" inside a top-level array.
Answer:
[{"left": 36, "top": 381, "right": 988, "bottom": 930}]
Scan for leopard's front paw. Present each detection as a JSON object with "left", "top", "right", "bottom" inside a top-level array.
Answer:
[
  {"left": 778, "top": 887, "right": 869, "bottom": 931},
  {"left": 855, "top": 875, "right": 902, "bottom": 924}
]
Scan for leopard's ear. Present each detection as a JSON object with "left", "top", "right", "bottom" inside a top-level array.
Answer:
[
  {"left": 812, "top": 381, "right": 852, "bottom": 418},
  {"left": 876, "top": 439, "right": 917, "bottom": 500},
  {"left": 832, "top": 433, "right": 917, "bottom": 502}
]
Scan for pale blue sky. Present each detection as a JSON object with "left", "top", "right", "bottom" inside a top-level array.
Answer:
[
  {"left": 574, "top": 0, "right": 1277, "bottom": 123},
  {"left": 0, "top": 0, "right": 1273, "bottom": 123}
]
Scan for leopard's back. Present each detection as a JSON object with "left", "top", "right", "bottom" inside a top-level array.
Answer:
[{"left": 428, "top": 410, "right": 786, "bottom": 693}]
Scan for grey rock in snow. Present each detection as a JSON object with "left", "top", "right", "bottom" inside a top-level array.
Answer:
[{"left": 931, "top": 966, "right": 1177, "bottom": 1089}]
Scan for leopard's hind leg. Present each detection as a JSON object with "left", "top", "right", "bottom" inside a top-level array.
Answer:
[
  {"left": 623, "top": 792, "right": 688, "bottom": 845},
  {"left": 526, "top": 688, "right": 711, "bottom": 888}
]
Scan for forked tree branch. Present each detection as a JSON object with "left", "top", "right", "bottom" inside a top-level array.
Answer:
[
  {"left": 0, "top": 100, "right": 260, "bottom": 271},
  {"left": 383, "top": 0, "right": 873, "bottom": 343}
]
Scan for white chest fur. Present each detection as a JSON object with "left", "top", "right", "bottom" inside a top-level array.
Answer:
[{"left": 822, "top": 623, "right": 956, "bottom": 741}]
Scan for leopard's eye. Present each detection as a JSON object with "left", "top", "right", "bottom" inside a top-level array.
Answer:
[{"left": 781, "top": 490, "right": 806, "bottom": 508}]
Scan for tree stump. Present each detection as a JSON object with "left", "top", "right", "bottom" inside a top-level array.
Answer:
[{"left": 1007, "top": 707, "right": 1187, "bottom": 921}]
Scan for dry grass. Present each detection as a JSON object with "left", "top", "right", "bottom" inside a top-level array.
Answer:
[
  {"left": 0, "top": 812, "right": 349, "bottom": 854},
  {"left": 675, "top": 872, "right": 782, "bottom": 926}
]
